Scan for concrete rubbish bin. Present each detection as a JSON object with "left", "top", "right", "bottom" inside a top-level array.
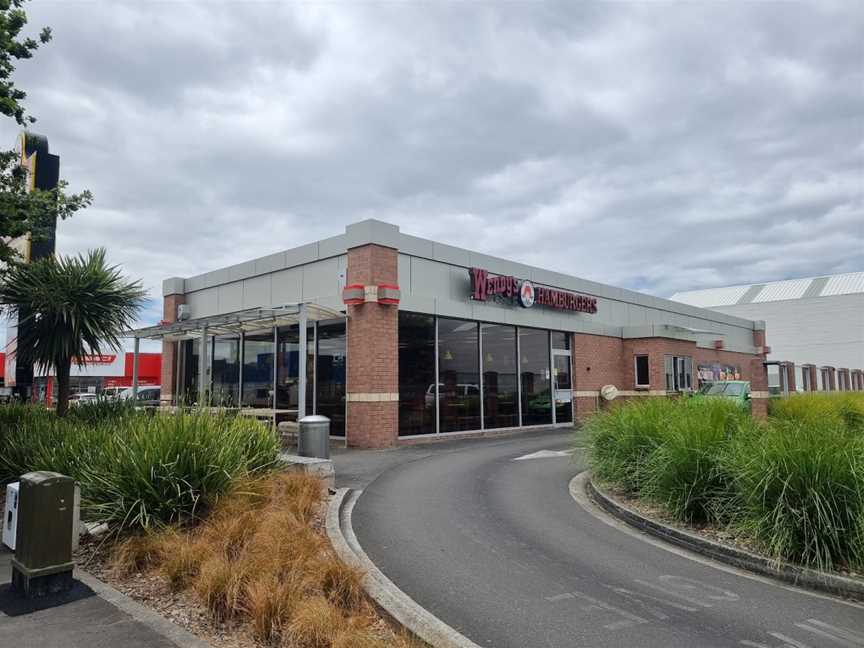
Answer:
[{"left": 298, "top": 415, "right": 330, "bottom": 459}]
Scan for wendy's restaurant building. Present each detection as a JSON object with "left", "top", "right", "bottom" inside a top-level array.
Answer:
[{"left": 129, "top": 219, "right": 770, "bottom": 448}]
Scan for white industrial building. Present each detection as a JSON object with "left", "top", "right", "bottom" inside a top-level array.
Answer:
[{"left": 671, "top": 272, "right": 864, "bottom": 392}]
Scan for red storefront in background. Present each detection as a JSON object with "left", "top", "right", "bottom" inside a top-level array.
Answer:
[{"left": 0, "top": 352, "right": 161, "bottom": 404}]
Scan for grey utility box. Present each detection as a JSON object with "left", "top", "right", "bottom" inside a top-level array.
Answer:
[
  {"left": 298, "top": 415, "right": 330, "bottom": 459},
  {"left": 11, "top": 471, "right": 75, "bottom": 598}
]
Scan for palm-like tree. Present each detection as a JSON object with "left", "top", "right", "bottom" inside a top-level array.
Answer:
[{"left": 0, "top": 248, "right": 145, "bottom": 415}]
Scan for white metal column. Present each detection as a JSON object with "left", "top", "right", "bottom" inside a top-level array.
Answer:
[
  {"left": 298, "top": 303, "right": 308, "bottom": 419},
  {"left": 198, "top": 326, "right": 208, "bottom": 406},
  {"left": 131, "top": 337, "right": 140, "bottom": 400}
]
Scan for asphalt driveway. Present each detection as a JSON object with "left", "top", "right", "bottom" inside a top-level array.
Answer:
[{"left": 346, "top": 430, "right": 864, "bottom": 648}]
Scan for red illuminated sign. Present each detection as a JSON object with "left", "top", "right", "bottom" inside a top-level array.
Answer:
[{"left": 469, "top": 267, "right": 597, "bottom": 314}]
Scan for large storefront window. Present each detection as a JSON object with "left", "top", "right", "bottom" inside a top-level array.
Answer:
[
  {"left": 664, "top": 355, "right": 693, "bottom": 392},
  {"left": 211, "top": 337, "right": 240, "bottom": 406},
  {"left": 438, "top": 318, "right": 481, "bottom": 433},
  {"left": 398, "top": 312, "right": 436, "bottom": 436},
  {"left": 181, "top": 338, "right": 200, "bottom": 404},
  {"left": 316, "top": 321, "right": 346, "bottom": 436},
  {"left": 243, "top": 331, "right": 274, "bottom": 408},
  {"left": 481, "top": 324, "right": 519, "bottom": 429},
  {"left": 520, "top": 327, "right": 552, "bottom": 426},
  {"left": 275, "top": 325, "right": 314, "bottom": 412}
]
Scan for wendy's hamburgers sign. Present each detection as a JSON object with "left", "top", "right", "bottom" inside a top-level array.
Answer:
[{"left": 469, "top": 267, "right": 597, "bottom": 314}]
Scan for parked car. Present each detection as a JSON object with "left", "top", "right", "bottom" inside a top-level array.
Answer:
[
  {"left": 694, "top": 380, "right": 751, "bottom": 409},
  {"left": 70, "top": 393, "right": 99, "bottom": 406},
  {"left": 119, "top": 386, "right": 162, "bottom": 408}
]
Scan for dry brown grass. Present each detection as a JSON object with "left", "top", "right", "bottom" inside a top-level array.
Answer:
[{"left": 109, "top": 472, "right": 419, "bottom": 647}]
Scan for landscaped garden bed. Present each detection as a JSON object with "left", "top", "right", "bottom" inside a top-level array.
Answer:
[
  {"left": 584, "top": 392, "right": 864, "bottom": 576},
  {"left": 1, "top": 403, "right": 422, "bottom": 648}
]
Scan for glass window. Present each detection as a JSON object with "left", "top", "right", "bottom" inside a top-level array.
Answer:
[
  {"left": 181, "top": 338, "right": 200, "bottom": 404},
  {"left": 551, "top": 331, "right": 570, "bottom": 351},
  {"left": 316, "top": 321, "right": 346, "bottom": 436},
  {"left": 519, "top": 328, "right": 552, "bottom": 426},
  {"left": 211, "top": 337, "right": 240, "bottom": 407},
  {"left": 634, "top": 355, "right": 650, "bottom": 387},
  {"left": 242, "top": 330, "right": 274, "bottom": 408},
  {"left": 664, "top": 355, "right": 693, "bottom": 392},
  {"left": 553, "top": 353, "right": 573, "bottom": 424},
  {"left": 275, "top": 325, "right": 314, "bottom": 413},
  {"left": 438, "top": 317, "right": 481, "bottom": 432},
  {"left": 481, "top": 324, "right": 519, "bottom": 429},
  {"left": 398, "top": 312, "right": 436, "bottom": 436}
]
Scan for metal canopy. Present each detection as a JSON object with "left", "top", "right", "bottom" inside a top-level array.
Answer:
[{"left": 126, "top": 303, "right": 344, "bottom": 341}]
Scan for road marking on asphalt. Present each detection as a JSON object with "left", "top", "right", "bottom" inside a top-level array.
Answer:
[
  {"left": 513, "top": 449, "right": 575, "bottom": 461},
  {"left": 768, "top": 632, "right": 812, "bottom": 648},
  {"left": 797, "top": 619, "right": 864, "bottom": 646},
  {"left": 633, "top": 579, "right": 714, "bottom": 608},
  {"left": 569, "top": 591, "right": 650, "bottom": 630}
]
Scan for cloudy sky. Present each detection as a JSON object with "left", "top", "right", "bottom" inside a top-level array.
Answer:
[{"left": 2, "top": 0, "right": 862, "bottom": 336}]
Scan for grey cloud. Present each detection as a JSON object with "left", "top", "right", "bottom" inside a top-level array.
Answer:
[{"left": 0, "top": 0, "right": 859, "bottom": 340}]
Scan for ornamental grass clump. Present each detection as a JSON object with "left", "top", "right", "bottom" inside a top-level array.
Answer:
[
  {"left": 726, "top": 418, "right": 864, "bottom": 571},
  {"left": 584, "top": 397, "right": 673, "bottom": 492},
  {"left": 641, "top": 398, "right": 748, "bottom": 523},
  {"left": 768, "top": 392, "right": 864, "bottom": 434},
  {"left": 0, "top": 405, "right": 280, "bottom": 531}
]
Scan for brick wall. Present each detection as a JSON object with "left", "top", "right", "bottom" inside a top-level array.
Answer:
[
  {"left": 571, "top": 332, "right": 768, "bottom": 420},
  {"left": 160, "top": 292, "right": 185, "bottom": 404},
  {"left": 346, "top": 244, "right": 399, "bottom": 448}
]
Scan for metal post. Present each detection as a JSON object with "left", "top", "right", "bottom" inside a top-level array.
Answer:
[
  {"left": 516, "top": 327, "right": 522, "bottom": 427},
  {"left": 272, "top": 325, "right": 278, "bottom": 428},
  {"left": 198, "top": 326, "right": 208, "bottom": 406},
  {"left": 131, "top": 337, "right": 140, "bottom": 400},
  {"left": 175, "top": 340, "right": 184, "bottom": 405},
  {"left": 238, "top": 330, "right": 245, "bottom": 408},
  {"left": 549, "top": 332, "right": 556, "bottom": 425},
  {"left": 434, "top": 316, "right": 440, "bottom": 434},
  {"left": 478, "top": 322, "right": 484, "bottom": 430},
  {"left": 298, "top": 303, "right": 307, "bottom": 419}
]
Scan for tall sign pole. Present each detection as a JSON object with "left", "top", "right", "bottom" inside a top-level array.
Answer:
[{"left": 4, "top": 132, "right": 60, "bottom": 401}]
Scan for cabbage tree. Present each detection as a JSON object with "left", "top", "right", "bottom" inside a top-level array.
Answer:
[{"left": 0, "top": 248, "right": 145, "bottom": 415}]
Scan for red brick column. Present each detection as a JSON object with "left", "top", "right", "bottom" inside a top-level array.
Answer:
[
  {"left": 749, "top": 328, "right": 769, "bottom": 418},
  {"left": 161, "top": 292, "right": 185, "bottom": 405},
  {"left": 781, "top": 361, "right": 796, "bottom": 393},
  {"left": 572, "top": 333, "right": 624, "bottom": 421},
  {"left": 346, "top": 244, "right": 399, "bottom": 448}
]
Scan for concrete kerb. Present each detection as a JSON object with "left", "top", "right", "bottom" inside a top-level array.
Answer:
[
  {"left": 575, "top": 473, "right": 864, "bottom": 602},
  {"left": 76, "top": 569, "right": 214, "bottom": 648},
  {"left": 326, "top": 488, "right": 483, "bottom": 648}
]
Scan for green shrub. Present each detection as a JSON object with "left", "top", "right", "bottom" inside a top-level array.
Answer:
[
  {"left": 641, "top": 399, "right": 749, "bottom": 522},
  {"left": 584, "top": 397, "right": 673, "bottom": 492},
  {"left": 769, "top": 392, "right": 864, "bottom": 434},
  {"left": 0, "top": 406, "right": 280, "bottom": 531},
  {"left": 727, "top": 419, "right": 864, "bottom": 570}
]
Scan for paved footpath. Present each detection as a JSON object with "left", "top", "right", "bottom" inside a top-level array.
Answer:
[
  {"left": 0, "top": 549, "right": 194, "bottom": 648},
  {"left": 347, "top": 429, "right": 864, "bottom": 648}
]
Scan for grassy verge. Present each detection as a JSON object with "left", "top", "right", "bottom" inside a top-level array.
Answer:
[
  {"left": 585, "top": 393, "right": 864, "bottom": 572},
  {"left": 0, "top": 404, "right": 280, "bottom": 531},
  {"left": 110, "top": 472, "right": 423, "bottom": 648}
]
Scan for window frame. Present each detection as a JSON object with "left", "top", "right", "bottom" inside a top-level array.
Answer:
[{"left": 634, "top": 355, "right": 650, "bottom": 389}]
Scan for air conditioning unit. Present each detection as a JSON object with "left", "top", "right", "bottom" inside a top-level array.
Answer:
[
  {"left": 3, "top": 481, "right": 19, "bottom": 551},
  {"left": 177, "top": 304, "right": 191, "bottom": 321}
]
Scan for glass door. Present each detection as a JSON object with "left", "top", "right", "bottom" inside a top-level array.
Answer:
[{"left": 553, "top": 352, "right": 573, "bottom": 424}]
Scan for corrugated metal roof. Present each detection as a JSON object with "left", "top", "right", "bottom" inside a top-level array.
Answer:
[
  {"left": 670, "top": 271, "right": 864, "bottom": 307},
  {"left": 822, "top": 272, "right": 864, "bottom": 297},
  {"left": 756, "top": 277, "right": 812, "bottom": 302},
  {"left": 669, "top": 284, "right": 751, "bottom": 307}
]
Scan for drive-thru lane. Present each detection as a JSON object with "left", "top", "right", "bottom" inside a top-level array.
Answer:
[{"left": 350, "top": 431, "right": 864, "bottom": 648}]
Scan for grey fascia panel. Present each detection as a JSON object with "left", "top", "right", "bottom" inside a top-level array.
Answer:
[
  {"left": 284, "top": 241, "right": 320, "bottom": 268},
  {"left": 184, "top": 274, "right": 207, "bottom": 293},
  {"left": 162, "top": 277, "right": 185, "bottom": 297},
  {"left": 255, "top": 251, "right": 287, "bottom": 275},
  {"left": 217, "top": 282, "right": 243, "bottom": 313},
  {"left": 228, "top": 260, "right": 257, "bottom": 283},
  {"left": 397, "top": 255, "right": 411, "bottom": 293},
  {"left": 344, "top": 219, "right": 401, "bottom": 249},
  {"left": 432, "top": 241, "right": 469, "bottom": 266},
  {"left": 399, "top": 294, "right": 437, "bottom": 315},
  {"left": 242, "top": 275, "right": 271, "bottom": 310},
  {"left": 396, "top": 233, "right": 435, "bottom": 258},
  {"left": 317, "top": 234, "right": 348, "bottom": 259}
]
